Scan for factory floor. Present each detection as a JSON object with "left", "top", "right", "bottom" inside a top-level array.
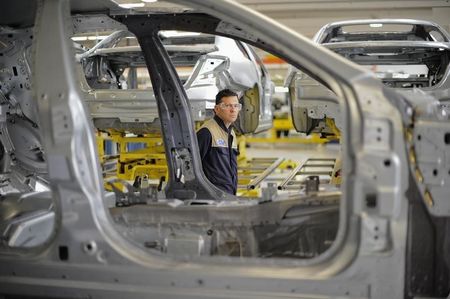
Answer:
[{"left": 237, "top": 142, "right": 341, "bottom": 197}]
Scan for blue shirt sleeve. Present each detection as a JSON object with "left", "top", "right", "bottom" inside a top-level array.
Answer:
[{"left": 197, "top": 128, "right": 212, "bottom": 161}]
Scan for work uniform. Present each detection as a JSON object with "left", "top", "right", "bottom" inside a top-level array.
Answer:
[{"left": 197, "top": 115, "right": 238, "bottom": 195}]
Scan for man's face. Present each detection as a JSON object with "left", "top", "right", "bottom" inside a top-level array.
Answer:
[{"left": 214, "top": 95, "right": 240, "bottom": 126}]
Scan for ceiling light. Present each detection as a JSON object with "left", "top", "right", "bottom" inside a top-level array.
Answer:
[
  {"left": 369, "top": 23, "right": 383, "bottom": 28},
  {"left": 72, "top": 36, "right": 87, "bottom": 41},
  {"left": 160, "top": 30, "right": 201, "bottom": 38},
  {"left": 141, "top": 0, "right": 157, "bottom": 2},
  {"left": 119, "top": 3, "right": 145, "bottom": 8},
  {"left": 274, "top": 86, "right": 289, "bottom": 93}
]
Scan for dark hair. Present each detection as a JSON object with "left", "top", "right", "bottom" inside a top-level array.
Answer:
[{"left": 215, "top": 89, "right": 238, "bottom": 105}]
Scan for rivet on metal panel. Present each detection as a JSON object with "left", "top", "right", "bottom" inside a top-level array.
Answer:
[
  {"left": 405, "top": 128, "right": 413, "bottom": 143},
  {"left": 409, "top": 147, "right": 416, "bottom": 165},
  {"left": 82, "top": 241, "right": 97, "bottom": 255},
  {"left": 415, "top": 167, "right": 423, "bottom": 184},
  {"left": 424, "top": 190, "right": 434, "bottom": 207}
]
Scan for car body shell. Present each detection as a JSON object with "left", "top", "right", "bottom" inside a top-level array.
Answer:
[
  {"left": 0, "top": 3, "right": 448, "bottom": 299},
  {"left": 286, "top": 19, "right": 450, "bottom": 133},
  {"left": 80, "top": 32, "right": 274, "bottom": 134}
]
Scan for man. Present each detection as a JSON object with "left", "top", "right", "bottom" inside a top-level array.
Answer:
[{"left": 197, "top": 89, "right": 241, "bottom": 195}]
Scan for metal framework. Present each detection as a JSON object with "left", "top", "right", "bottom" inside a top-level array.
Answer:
[{"left": 0, "top": 0, "right": 448, "bottom": 298}]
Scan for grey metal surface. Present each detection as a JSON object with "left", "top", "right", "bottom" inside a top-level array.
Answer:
[
  {"left": 286, "top": 18, "right": 450, "bottom": 136},
  {"left": 0, "top": 27, "right": 38, "bottom": 127},
  {"left": 0, "top": 1, "right": 447, "bottom": 299},
  {"left": 313, "top": 19, "right": 450, "bottom": 43},
  {"left": 0, "top": 191, "right": 53, "bottom": 247},
  {"left": 77, "top": 28, "right": 274, "bottom": 134},
  {"left": 0, "top": 26, "right": 48, "bottom": 195},
  {"left": 397, "top": 89, "right": 450, "bottom": 216}
]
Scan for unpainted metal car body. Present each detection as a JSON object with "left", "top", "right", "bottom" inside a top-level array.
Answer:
[
  {"left": 286, "top": 19, "right": 450, "bottom": 134},
  {"left": 79, "top": 30, "right": 274, "bottom": 134},
  {"left": 0, "top": 2, "right": 449, "bottom": 299}
]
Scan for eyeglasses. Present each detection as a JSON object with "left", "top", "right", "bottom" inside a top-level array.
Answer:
[{"left": 218, "top": 103, "right": 242, "bottom": 110}]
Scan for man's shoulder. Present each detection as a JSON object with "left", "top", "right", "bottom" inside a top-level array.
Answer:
[
  {"left": 197, "top": 126, "right": 212, "bottom": 139},
  {"left": 198, "top": 118, "right": 219, "bottom": 133},
  {"left": 199, "top": 118, "right": 216, "bottom": 129}
]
